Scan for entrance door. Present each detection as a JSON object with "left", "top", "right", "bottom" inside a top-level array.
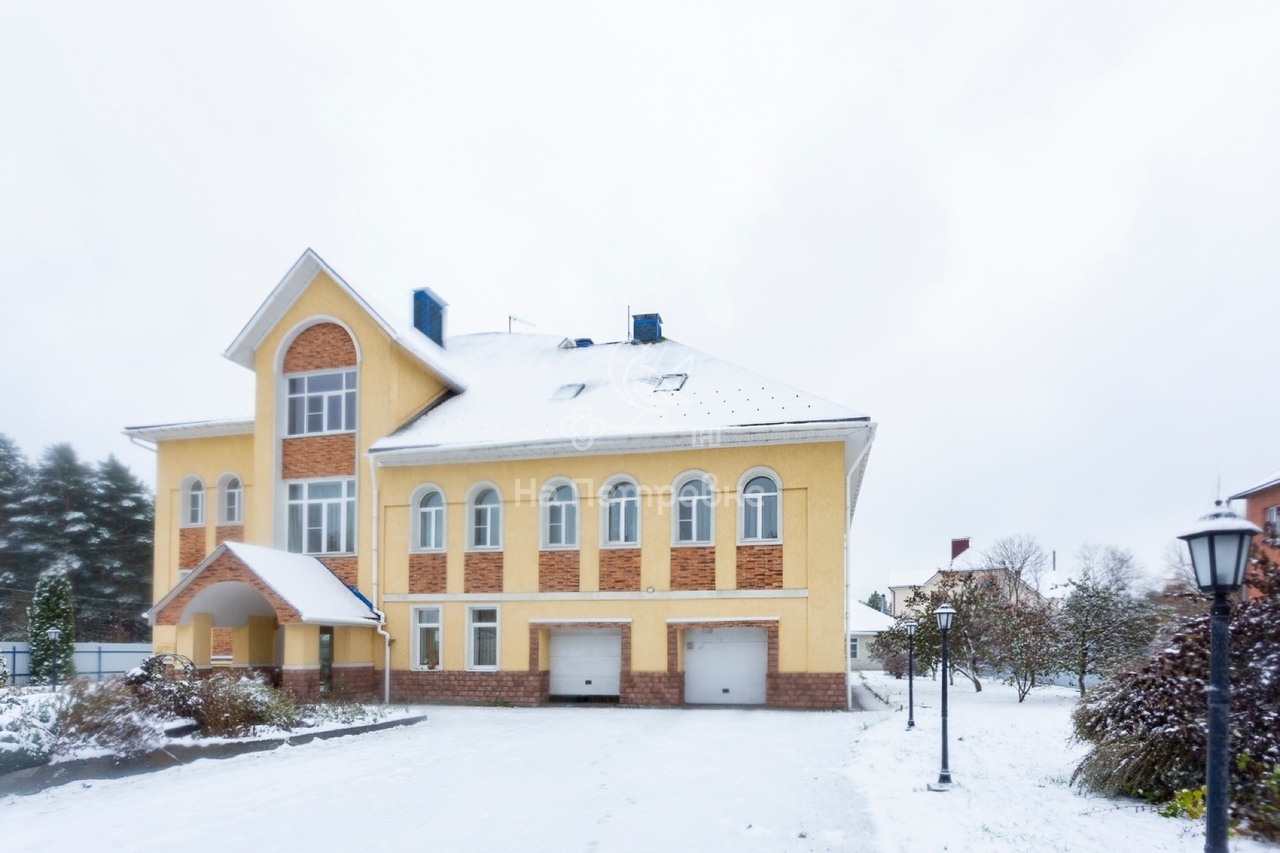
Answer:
[
  {"left": 549, "top": 628, "right": 622, "bottom": 698},
  {"left": 683, "top": 627, "right": 767, "bottom": 705},
  {"left": 319, "top": 626, "right": 334, "bottom": 694}
]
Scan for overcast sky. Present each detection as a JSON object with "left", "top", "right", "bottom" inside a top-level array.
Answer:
[{"left": 3, "top": 2, "right": 1278, "bottom": 601}]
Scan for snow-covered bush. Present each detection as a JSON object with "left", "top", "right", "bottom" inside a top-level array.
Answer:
[
  {"left": 1072, "top": 567, "right": 1280, "bottom": 841},
  {"left": 57, "top": 679, "right": 163, "bottom": 757},
  {"left": 191, "top": 673, "right": 299, "bottom": 736},
  {"left": 0, "top": 652, "right": 9, "bottom": 688},
  {"left": 126, "top": 655, "right": 201, "bottom": 720},
  {"left": 300, "top": 700, "right": 385, "bottom": 728},
  {"left": 0, "top": 692, "right": 60, "bottom": 773}
]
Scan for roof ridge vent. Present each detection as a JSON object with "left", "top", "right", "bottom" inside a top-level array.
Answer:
[{"left": 632, "top": 313, "right": 662, "bottom": 343}]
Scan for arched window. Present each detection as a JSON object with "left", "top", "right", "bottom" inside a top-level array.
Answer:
[
  {"left": 470, "top": 486, "right": 502, "bottom": 549},
  {"left": 741, "top": 474, "right": 780, "bottom": 541},
  {"left": 413, "top": 488, "right": 446, "bottom": 551},
  {"left": 182, "top": 478, "right": 205, "bottom": 527},
  {"left": 602, "top": 479, "right": 640, "bottom": 546},
  {"left": 541, "top": 480, "right": 578, "bottom": 548},
  {"left": 674, "top": 473, "right": 713, "bottom": 545},
  {"left": 219, "top": 474, "right": 243, "bottom": 525}
]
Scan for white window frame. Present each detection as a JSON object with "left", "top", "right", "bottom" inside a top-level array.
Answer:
[
  {"left": 286, "top": 477, "right": 357, "bottom": 556},
  {"left": 1266, "top": 505, "right": 1280, "bottom": 534},
  {"left": 849, "top": 636, "right": 859, "bottom": 660},
  {"left": 409, "top": 484, "right": 447, "bottom": 553},
  {"left": 599, "top": 475, "right": 641, "bottom": 549},
  {"left": 671, "top": 470, "right": 714, "bottom": 547},
  {"left": 218, "top": 473, "right": 243, "bottom": 526},
  {"left": 466, "top": 604, "right": 500, "bottom": 671},
  {"left": 181, "top": 477, "right": 204, "bottom": 528},
  {"left": 412, "top": 605, "right": 444, "bottom": 671},
  {"left": 737, "top": 467, "right": 782, "bottom": 545},
  {"left": 466, "top": 483, "right": 503, "bottom": 552},
  {"left": 540, "top": 478, "right": 579, "bottom": 550},
  {"left": 284, "top": 368, "right": 358, "bottom": 437}
]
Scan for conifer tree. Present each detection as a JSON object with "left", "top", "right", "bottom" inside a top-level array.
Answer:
[
  {"left": 87, "top": 455, "right": 153, "bottom": 640},
  {"left": 0, "top": 434, "right": 32, "bottom": 637},
  {"left": 27, "top": 559, "right": 76, "bottom": 685}
]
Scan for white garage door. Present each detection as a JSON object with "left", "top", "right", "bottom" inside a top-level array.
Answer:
[
  {"left": 549, "top": 628, "right": 622, "bottom": 697},
  {"left": 683, "top": 627, "right": 767, "bottom": 705}
]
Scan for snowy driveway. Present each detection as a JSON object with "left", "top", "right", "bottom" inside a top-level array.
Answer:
[{"left": 1, "top": 706, "right": 872, "bottom": 853}]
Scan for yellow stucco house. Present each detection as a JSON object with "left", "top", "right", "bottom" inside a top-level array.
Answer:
[{"left": 125, "top": 250, "right": 876, "bottom": 709}]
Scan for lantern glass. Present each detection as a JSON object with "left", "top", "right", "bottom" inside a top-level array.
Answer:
[
  {"left": 1188, "top": 535, "right": 1214, "bottom": 589},
  {"left": 1213, "top": 532, "right": 1246, "bottom": 588},
  {"left": 904, "top": 620, "right": 917, "bottom": 637},
  {"left": 935, "top": 604, "right": 955, "bottom": 632},
  {"left": 45, "top": 627, "right": 61, "bottom": 642}
]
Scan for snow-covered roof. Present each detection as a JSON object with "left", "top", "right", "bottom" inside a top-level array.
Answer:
[
  {"left": 123, "top": 417, "right": 255, "bottom": 442},
  {"left": 147, "top": 541, "right": 379, "bottom": 627},
  {"left": 1228, "top": 466, "right": 1280, "bottom": 501},
  {"left": 848, "top": 602, "right": 896, "bottom": 633},
  {"left": 223, "top": 248, "right": 468, "bottom": 392},
  {"left": 371, "top": 333, "right": 869, "bottom": 461}
]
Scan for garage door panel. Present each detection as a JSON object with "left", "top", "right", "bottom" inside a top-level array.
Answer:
[
  {"left": 549, "top": 629, "right": 622, "bottom": 697},
  {"left": 683, "top": 627, "right": 767, "bottom": 705}
]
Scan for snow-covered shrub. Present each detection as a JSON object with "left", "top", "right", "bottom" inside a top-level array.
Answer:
[
  {"left": 0, "top": 692, "right": 60, "bottom": 773},
  {"left": 0, "top": 653, "right": 9, "bottom": 688},
  {"left": 192, "top": 673, "right": 299, "bottom": 736},
  {"left": 1072, "top": 571, "right": 1280, "bottom": 841},
  {"left": 57, "top": 679, "right": 163, "bottom": 757},
  {"left": 882, "top": 652, "right": 909, "bottom": 679},
  {"left": 126, "top": 654, "right": 200, "bottom": 720},
  {"left": 300, "top": 700, "right": 385, "bottom": 727}
]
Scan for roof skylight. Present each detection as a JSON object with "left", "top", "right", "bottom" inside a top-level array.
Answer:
[{"left": 655, "top": 373, "right": 687, "bottom": 392}]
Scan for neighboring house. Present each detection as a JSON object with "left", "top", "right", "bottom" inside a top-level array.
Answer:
[
  {"left": 888, "top": 539, "right": 1047, "bottom": 617},
  {"left": 847, "top": 602, "right": 895, "bottom": 671},
  {"left": 1228, "top": 468, "right": 1280, "bottom": 599},
  {"left": 125, "top": 250, "right": 877, "bottom": 709}
]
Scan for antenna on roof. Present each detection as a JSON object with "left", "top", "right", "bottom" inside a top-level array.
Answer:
[
  {"left": 508, "top": 315, "right": 535, "bottom": 334},
  {"left": 626, "top": 305, "right": 631, "bottom": 342}
]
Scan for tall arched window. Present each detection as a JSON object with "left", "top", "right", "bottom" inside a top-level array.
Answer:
[
  {"left": 541, "top": 480, "right": 578, "bottom": 548},
  {"left": 603, "top": 480, "right": 639, "bottom": 546},
  {"left": 413, "top": 487, "right": 445, "bottom": 551},
  {"left": 183, "top": 478, "right": 205, "bottom": 527},
  {"left": 219, "top": 474, "right": 243, "bottom": 525},
  {"left": 674, "top": 473, "right": 713, "bottom": 544},
  {"left": 741, "top": 474, "right": 780, "bottom": 541},
  {"left": 470, "top": 486, "right": 502, "bottom": 549}
]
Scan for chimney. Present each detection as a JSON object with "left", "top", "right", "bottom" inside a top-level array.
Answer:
[
  {"left": 632, "top": 313, "right": 662, "bottom": 343},
  {"left": 951, "top": 538, "right": 970, "bottom": 562},
  {"left": 412, "top": 288, "right": 447, "bottom": 347}
]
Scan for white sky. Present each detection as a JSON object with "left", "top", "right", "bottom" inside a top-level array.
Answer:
[{"left": 2, "top": 2, "right": 1278, "bottom": 600}]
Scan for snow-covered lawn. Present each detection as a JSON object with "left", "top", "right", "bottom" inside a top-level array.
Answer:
[{"left": 2, "top": 678, "right": 1277, "bottom": 852}]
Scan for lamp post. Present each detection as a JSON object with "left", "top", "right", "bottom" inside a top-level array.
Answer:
[
  {"left": 1179, "top": 500, "right": 1259, "bottom": 853},
  {"left": 44, "top": 626, "right": 62, "bottom": 693},
  {"left": 929, "top": 604, "right": 957, "bottom": 791},
  {"left": 905, "top": 620, "right": 918, "bottom": 730}
]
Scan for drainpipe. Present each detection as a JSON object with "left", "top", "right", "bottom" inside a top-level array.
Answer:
[
  {"left": 368, "top": 453, "right": 392, "bottom": 704},
  {"left": 844, "top": 427, "right": 874, "bottom": 711}
]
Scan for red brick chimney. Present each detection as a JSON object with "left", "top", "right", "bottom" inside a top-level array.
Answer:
[{"left": 951, "top": 538, "right": 970, "bottom": 562}]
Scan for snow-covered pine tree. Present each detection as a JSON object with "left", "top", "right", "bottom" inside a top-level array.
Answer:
[
  {"left": 87, "top": 455, "right": 154, "bottom": 641},
  {"left": 0, "top": 434, "right": 33, "bottom": 638},
  {"left": 27, "top": 559, "right": 76, "bottom": 685},
  {"left": 864, "top": 591, "right": 889, "bottom": 614}
]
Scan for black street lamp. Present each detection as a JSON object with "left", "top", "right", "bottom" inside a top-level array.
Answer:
[
  {"left": 44, "top": 626, "right": 62, "bottom": 693},
  {"left": 929, "top": 603, "right": 956, "bottom": 791},
  {"left": 1179, "top": 500, "right": 1259, "bottom": 853},
  {"left": 904, "top": 619, "right": 918, "bottom": 730}
]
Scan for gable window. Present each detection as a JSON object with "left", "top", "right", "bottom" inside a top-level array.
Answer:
[
  {"left": 286, "top": 370, "right": 357, "bottom": 436},
  {"left": 468, "top": 606, "right": 499, "bottom": 670},
  {"left": 470, "top": 487, "right": 502, "bottom": 549},
  {"left": 1266, "top": 505, "right": 1280, "bottom": 539},
  {"left": 849, "top": 636, "right": 859, "bottom": 660},
  {"left": 741, "top": 475, "right": 780, "bottom": 541},
  {"left": 604, "top": 481, "right": 639, "bottom": 546},
  {"left": 675, "top": 474, "right": 713, "bottom": 545},
  {"left": 414, "top": 489, "right": 445, "bottom": 552},
  {"left": 414, "top": 607, "right": 442, "bottom": 671},
  {"left": 221, "top": 476, "right": 243, "bottom": 525},
  {"left": 541, "top": 481, "right": 578, "bottom": 548},
  {"left": 287, "top": 479, "right": 356, "bottom": 554},
  {"left": 183, "top": 479, "right": 205, "bottom": 527}
]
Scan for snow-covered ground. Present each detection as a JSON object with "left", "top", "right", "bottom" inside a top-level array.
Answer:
[{"left": 1, "top": 678, "right": 1277, "bottom": 852}]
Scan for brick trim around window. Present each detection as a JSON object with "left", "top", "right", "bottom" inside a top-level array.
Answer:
[
  {"left": 464, "top": 551, "right": 503, "bottom": 593},
  {"left": 538, "top": 550, "right": 580, "bottom": 592},
  {"left": 735, "top": 544, "right": 782, "bottom": 590},
  {"left": 283, "top": 322, "right": 357, "bottom": 373},
  {"left": 670, "top": 546, "right": 715, "bottom": 590},
  {"left": 409, "top": 552, "right": 447, "bottom": 594}
]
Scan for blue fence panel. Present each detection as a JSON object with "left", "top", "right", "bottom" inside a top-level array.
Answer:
[{"left": 3, "top": 643, "right": 152, "bottom": 686}]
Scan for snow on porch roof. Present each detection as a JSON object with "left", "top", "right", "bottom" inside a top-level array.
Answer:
[{"left": 148, "top": 542, "right": 379, "bottom": 628}]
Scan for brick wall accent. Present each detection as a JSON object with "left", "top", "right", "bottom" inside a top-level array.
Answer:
[
  {"left": 280, "top": 666, "right": 378, "bottom": 702},
  {"left": 409, "top": 553, "right": 447, "bottom": 594},
  {"left": 215, "top": 525, "right": 244, "bottom": 546},
  {"left": 392, "top": 670, "right": 546, "bottom": 706},
  {"left": 464, "top": 552, "right": 504, "bottom": 593},
  {"left": 178, "top": 527, "right": 205, "bottom": 571},
  {"left": 599, "top": 549, "right": 641, "bottom": 591},
  {"left": 319, "top": 556, "right": 358, "bottom": 586},
  {"left": 155, "top": 551, "right": 302, "bottom": 626},
  {"left": 736, "top": 544, "right": 783, "bottom": 590},
  {"left": 766, "top": 673, "right": 847, "bottom": 710},
  {"left": 283, "top": 322, "right": 357, "bottom": 373},
  {"left": 621, "top": 672, "right": 683, "bottom": 706},
  {"left": 538, "top": 550, "right": 580, "bottom": 592},
  {"left": 670, "top": 547, "right": 715, "bottom": 590},
  {"left": 528, "top": 621, "right": 631, "bottom": 696},
  {"left": 211, "top": 628, "right": 233, "bottom": 658},
  {"left": 281, "top": 434, "right": 356, "bottom": 479}
]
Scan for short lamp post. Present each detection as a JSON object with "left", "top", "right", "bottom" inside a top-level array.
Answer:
[
  {"left": 930, "top": 604, "right": 957, "bottom": 790},
  {"left": 44, "top": 626, "right": 62, "bottom": 693},
  {"left": 1179, "top": 500, "right": 1259, "bottom": 853},
  {"left": 904, "top": 620, "right": 918, "bottom": 731}
]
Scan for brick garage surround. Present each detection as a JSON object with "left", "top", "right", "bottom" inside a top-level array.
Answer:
[
  {"left": 598, "top": 548, "right": 641, "bottom": 591},
  {"left": 391, "top": 670, "right": 546, "bottom": 706},
  {"left": 464, "top": 551, "right": 503, "bottom": 593},
  {"left": 318, "top": 556, "right": 358, "bottom": 586},
  {"left": 670, "top": 546, "right": 715, "bottom": 590},
  {"left": 178, "top": 527, "right": 205, "bottom": 571},
  {"left": 736, "top": 544, "right": 783, "bottom": 590},
  {"left": 155, "top": 551, "right": 301, "bottom": 626},
  {"left": 408, "top": 552, "right": 447, "bottom": 594},
  {"left": 538, "top": 550, "right": 580, "bottom": 592},
  {"left": 282, "top": 322, "right": 357, "bottom": 373},
  {"left": 214, "top": 525, "right": 244, "bottom": 546},
  {"left": 281, "top": 665, "right": 378, "bottom": 702},
  {"left": 281, "top": 434, "right": 356, "bottom": 480}
]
